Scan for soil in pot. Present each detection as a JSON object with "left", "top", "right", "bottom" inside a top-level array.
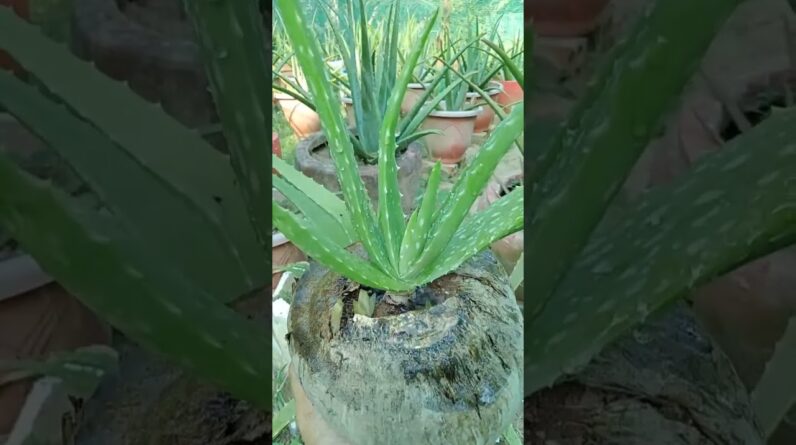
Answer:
[
  {"left": 420, "top": 108, "right": 481, "bottom": 165},
  {"left": 294, "top": 131, "right": 423, "bottom": 213},
  {"left": 274, "top": 92, "right": 322, "bottom": 140},
  {"left": 288, "top": 249, "right": 523, "bottom": 445}
]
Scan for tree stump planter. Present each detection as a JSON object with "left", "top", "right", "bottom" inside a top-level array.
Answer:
[
  {"left": 71, "top": 0, "right": 218, "bottom": 129},
  {"left": 288, "top": 250, "right": 523, "bottom": 445},
  {"left": 525, "top": 305, "right": 763, "bottom": 444},
  {"left": 294, "top": 132, "right": 423, "bottom": 213}
]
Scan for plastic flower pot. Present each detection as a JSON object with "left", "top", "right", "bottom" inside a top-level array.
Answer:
[
  {"left": 274, "top": 91, "right": 321, "bottom": 140},
  {"left": 526, "top": 0, "right": 611, "bottom": 37},
  {"left": 495, "top": 80, "right": 524, "bottom": 113},
  {"left": 420, "top": 107, "right": 481, "bottom": 164},
  {"left": 400, "top": 82, "right": 431, "bottom": 114},
  {"left": 466, "top": 83, "right": 503, "bottom": 133},
  {"left": 288, "top": 249, "right": 522, "bottom": 445}
]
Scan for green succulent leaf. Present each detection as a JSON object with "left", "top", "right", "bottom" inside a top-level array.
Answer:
[
  {"left": 525, "top": 108, "right": 796, "bottom": 396},
  {"left": 276, "top": 0, "right": 392, "bottom": 274},
  {"left": 0, "top": 8, "right": 266, "bottom": 286},
  {"left": 410, "top": 103, "right": 524, "bottom": 277},
  {"left": 273, "top": 202, "right": 413, "bottom": 291},
  {"left": 523, "top": 0, "right": 744, "bottom": 315},
  {"left": 0, "top": 70, "right": 252, "bottom": 304},
  {"left": 752, "top": 316, "right": 796, "bottom": 437},
  {"left": 353, "top": 289, "right": 376, "bottom": 317},
  {"left": 0, "top": 155, "right": 271, "bottom": 409},
  {"left": 0, "top": 345, "right": 118, "bottom": 398},
  {"left": 399, "top": 161, "right": 442, "bottom": 274},
  {"left": 423, "top": 186, "right": 524, "bottom": 283}
]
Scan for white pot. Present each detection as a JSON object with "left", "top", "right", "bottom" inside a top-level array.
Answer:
[
  {"left": 0, "top": 253, "right": 53, "bottom": 303},
  {"left": 272, "top": 231, "right": 289, "bottom": 248}
]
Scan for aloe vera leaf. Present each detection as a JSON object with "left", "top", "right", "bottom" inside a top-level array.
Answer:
[
  {"left": 421, "top": 186, "right": 523, "bottom": 283},
  {"left": 409, "top": 103, "right": 524, "bottom": 277},
  {"left": 181, "top": 0, "right": 273, "bottom": 247},
  {"left": 394, "top": 128, "right": 442, "bottom": 148},
  {"left": 273, "top": 175, "right": 354, "bottom": 248},
  {"left": 0, "top": 71, "right": 251, "bottom": 303},
  {"left": 525, "top": 109, "right": 796, "bottom": 396},
  {"left": 378, "top": 7, "right": 439, "bottom": 268},
  {"left": 276, "top": 0, "right": 392, "bottom": 274},
  {"left": 510, "top": 252, "right": 524, "bottom": 291},
  {"left": 273, "top": 155, "right": 353, "bottom": 232},
  {"left": 274, "top": 202, "right": 413, "bottom": 291},
  {"left": 0, "top": 9, "right": 266, "bottom": 285},
  {"left": 0, "top": 345, "right": 118, "bottom": 398},
  {"left": 482, "top": 38, "right": 523, "bottom": 86},
  {"left": 399, "top": 161, "right": 442, "bottom": 274},
  {"left": 523, "top": 0, "right": 743, "bottom": 312},
  {"left": 0, "top": 157, "right": 271, "bottom": 409},
  {"left": 272, "top": 399, "right": 296, "bottom": 439},
  {"left": 752, "top": 317, "right": 796, "bottom": 437}
]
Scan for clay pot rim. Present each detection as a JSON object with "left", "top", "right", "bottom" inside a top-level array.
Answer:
[
  {"left": 429, "top": 107, "right": 482, "bottom": 118},
  {"left": 407, "top": 82, "right": 432, "bottom": 90},
  {"left": 273, "top": 91, "right": 302, "bottom": 101},
  {"left": 341, "top": 96, "right": 353, "bottom": 105}
]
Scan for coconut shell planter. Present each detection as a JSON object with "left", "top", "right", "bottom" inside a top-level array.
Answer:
[{"left": 287, "top": 249, "right": 523, "bottom": 445}]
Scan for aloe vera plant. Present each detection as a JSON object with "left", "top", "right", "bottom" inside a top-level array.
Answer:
[{"left": 272, "top": 0, "right": 523, "bottom": 291}]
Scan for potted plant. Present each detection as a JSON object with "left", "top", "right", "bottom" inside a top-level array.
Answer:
[
  {"left": 1, "top": 0, "right": 793, "bottom": 443},
  {"left": 271, "top": 2, "right": 524, "bottom": 443},
  {"left": 485, "top": 34, "right": 524, "bottom": 112},
  {"left": 275, "top": 0, "right": 455, "bottom": 212}
]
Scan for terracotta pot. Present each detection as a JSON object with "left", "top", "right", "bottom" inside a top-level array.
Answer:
[
  {"left": 475, "top": 174, "right": 524, "bottom": 303},
  {"left": 0, "top": 254, "right": 112, "bottom": 436},
  {"left": 271, "top": 232, "right": 306, "bottom": 294},
  {"left": 274, "top": 91, "right": 322, "bottom": 140},
  {"left": 526, "top": 0, "right": 611, "bottom": 37},
  {"left": 420, "top": 107, "right": 481, "bottom": 164},
  {"left": 495, "top": 80, "right": 524, "bottom": 112},
  {"left": 467, "top": 83, "right": 503, "bottom": 133},
  {"left": 0, "top": 0, "right": 29, "bottom": 74},
  {"left": 294, "top": 131, "right": 424, "bottom": 212},
  {"left": 341, "top": 96, "right": 355, "bottom": 127},
  {"left": 401, "top": 83, "right": 431, "bottom": 114},
  {"left": 288, "top": 250, "right": 522, "bottom": 445}
]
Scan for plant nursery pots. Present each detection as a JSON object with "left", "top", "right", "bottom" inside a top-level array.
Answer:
[
  {"left": 71, "top": 0, "right": 219, "bottom": 129},
  {"left": 0, "top": 252, "right": 112, "bottom": 439},
  {"left": 400, "top": 82, "right": 431, "bottom": 114},
  {"left": 294, "top": 131, "right": 423, "bottom": 212},
  {"left": 467, "top": 83, "right": 503, "bottom": 133},
  {"left": 495, "top": 80, "right": 524, "bottom": 112},
  {"left": 420, "top": 107, "right": 481, "bottom": 164},
  {"left": 272, "top": 231, "right": 305, "bottom": 293},
  {"left": 274, "top": 91, "right": 322, "bottom": 140},
  {"left": 526, "top": 0, "right": 611, "bottom": 37},
  {"left": 288, "top": 250, "right": 523, "bottom": 445}
]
